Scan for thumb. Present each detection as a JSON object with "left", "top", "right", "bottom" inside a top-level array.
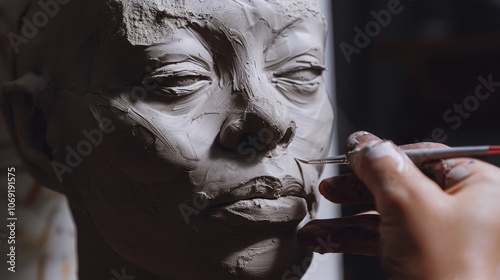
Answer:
[{"left": 345, "top": 132, "right": 446, "bottom": 217}]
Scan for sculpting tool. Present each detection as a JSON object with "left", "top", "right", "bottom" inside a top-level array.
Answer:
[{"left": 296, "top": 145, "right": 500, "bottom": 165}]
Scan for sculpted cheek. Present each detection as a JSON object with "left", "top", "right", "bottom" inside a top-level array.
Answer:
[
  {"left": 288, "top": 93, "right": 334, "bottom": 159},
  {"left": 87, "top": 95, "right": 198, "bottom": 183},
  {"left": 127, "top": 108, "right": 200, "bottom": 163}
]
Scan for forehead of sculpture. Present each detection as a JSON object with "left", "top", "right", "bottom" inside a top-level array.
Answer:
[{"left": 115, "top": 0, "right": 324, "bottom": 46}]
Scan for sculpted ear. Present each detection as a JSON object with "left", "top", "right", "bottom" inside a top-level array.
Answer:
[{"left": 1, "top": 72, "right": 65, "bottom": 193}]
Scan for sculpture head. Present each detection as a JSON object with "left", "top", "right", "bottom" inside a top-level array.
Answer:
[{"left": 1, "top": 0, "right": 333, "bottom": 278}]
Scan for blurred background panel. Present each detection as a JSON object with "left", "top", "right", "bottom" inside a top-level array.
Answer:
[
  {"left": 332, "top": 1, "right": 500, "bottom": 279},
  {"left": 0, "top": 1, "right": 78, "bottom": 279}
]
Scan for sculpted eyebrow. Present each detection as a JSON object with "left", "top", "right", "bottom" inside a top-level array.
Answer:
[
  {"left": 266, "top": 18, "right": 302, "bottom": 53},
  {"left": 188, "top": 19, "right": 252, "bottom": 95},
  {"left": 189, "top": 20, "right": 238, "bottom": 62}
]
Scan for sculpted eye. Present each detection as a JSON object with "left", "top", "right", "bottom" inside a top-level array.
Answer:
[
  {"left": 270, "top": 62, "right": 326, "bottom": 99},
  {"left": 146, "top": 75, "right": 210, "bottom": 88},
  {"left": 274, "top": 68, "right": 323, "bottom": 82},
  {"left": 142, "top": 67, "right": 212, "bottom": 97}
]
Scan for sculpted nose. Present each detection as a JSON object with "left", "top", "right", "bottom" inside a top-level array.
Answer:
[{"left": 219, "top": 97, "right": 296, "bottom": 153}]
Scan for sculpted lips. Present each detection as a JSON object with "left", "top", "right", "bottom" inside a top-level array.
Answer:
[
  {"left": 211, "top": 175, "right": 307, "bottom": 206},
  {"left": 207, "top": 176, "right": 309, "bottom": 232}
]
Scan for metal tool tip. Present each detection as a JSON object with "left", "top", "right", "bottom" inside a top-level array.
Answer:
[{"left": 295, "top": 158, "right": 309, "bottom": 164}]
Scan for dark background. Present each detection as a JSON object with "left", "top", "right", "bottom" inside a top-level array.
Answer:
[{"left": 331, "top": 1, "right": 500, "bottom": 279}]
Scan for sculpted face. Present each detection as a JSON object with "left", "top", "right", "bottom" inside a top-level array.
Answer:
[{"left": 13, "top": 0, "right": 333, "bottom": 278}]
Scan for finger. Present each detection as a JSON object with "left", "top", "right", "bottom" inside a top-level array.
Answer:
[
  {"left": 320, "top": 172, "right": 375, "bottom": 204},
  {"left": 344, "top": 142, "right": 453, "bottom": 195},
  {"left": 298, "top": 213, "right": 380, "bottom": 256},
  {"left": 438, "top": 158, "right": 500, "bottom": 194},
  {"left": 399, "top": 142, "right": 450, "bottom": 186},
  {"left": 419, "top": 158, "right": 472, "bottom": 189},
  {"left": 376, "top": 142, "right": 461, "bottom": 191},
  {"left": 418, "top": 156, "right": 500, "bottom": 191},
  {"left": 320, "top": 140, "right": 449, "bottom": 205},
  {"left": 345, "top": 131, "right": 445, "bottom": 216},
  {"left": 345, "top": 131, "right": 381, "bottom": 156}
]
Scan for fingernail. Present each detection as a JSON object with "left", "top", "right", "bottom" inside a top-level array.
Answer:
[
  {"left": 444, "top": 159, "right": 456, "bottom": 168},
  {"left": 319, "top": 180, "right": 332, "bottom": 197},
  {"left": 365, "top": 140, "right": 410, "bottom": 174},
  {"left": 346, "top": 131, "right": 377, "bottom": 153},
  {"left": 445, "top": 165, "right": 470, "bottom": 185}
]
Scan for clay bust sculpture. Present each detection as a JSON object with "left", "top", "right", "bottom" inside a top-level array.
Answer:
[{"left": 1, "top": 0, "right": 333, "bottom": 279}]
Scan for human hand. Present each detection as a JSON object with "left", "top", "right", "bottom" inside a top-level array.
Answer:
[{"left": 298, "top": 131, "right": 500, "bottom": 279}]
